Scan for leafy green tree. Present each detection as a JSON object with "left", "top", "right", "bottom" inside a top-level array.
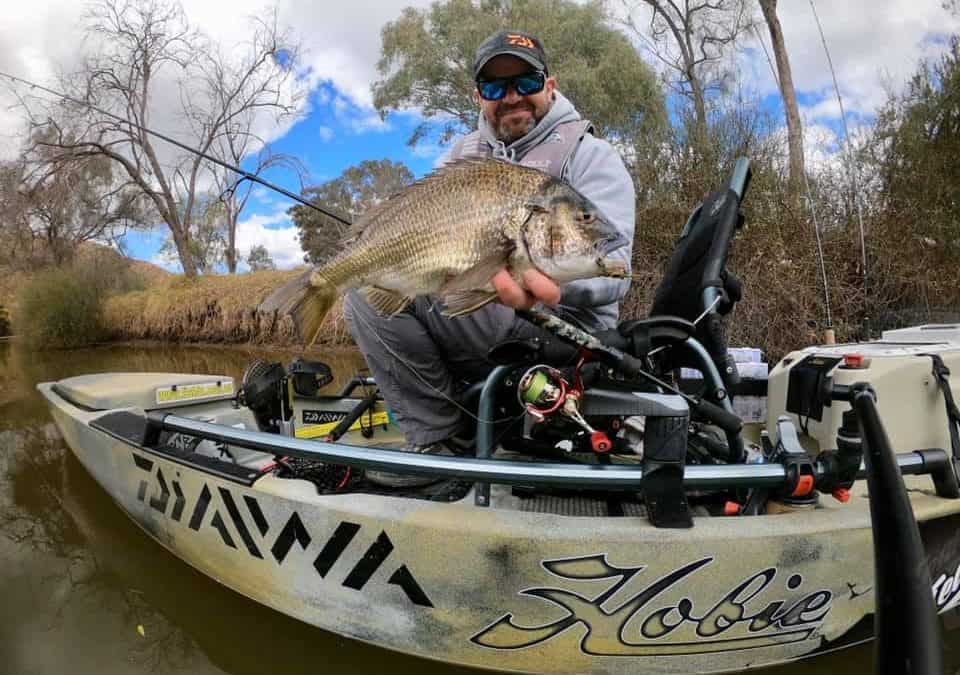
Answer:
[
  {"left": 873, "top": 37, "right": 960, "bottom": 254},
  {"left": 246, "top": 244, "right": 276, "bottom": 271},
  {"left": 373, "top": 0, "right": 666, "bottom": 151},
  {"left": 290, "top": 159, "right": 415, "bottom": 265}
]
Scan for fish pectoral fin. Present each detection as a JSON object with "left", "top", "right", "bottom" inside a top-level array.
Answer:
[
  {"left": 524, "top": 195, "right": 549, "bottom": 213},
  {"left": 439, "top": 290, "right": 499, "bottom": 317},
  {"left": 438, "top": 246, "right": 514, "bottom": 294},
  {"left": 362, "top": 286, "right": 412, "bottom": 316}
]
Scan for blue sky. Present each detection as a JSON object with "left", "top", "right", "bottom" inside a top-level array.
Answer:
[
  {"left": 119, "top": 82, "right": 450, "bottom": 270},
  {"left": 2, "top": 0, "right": 959, "bottom": 272}
]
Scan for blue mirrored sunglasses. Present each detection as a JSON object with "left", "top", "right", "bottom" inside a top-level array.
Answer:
[{"left": 476, "top": 71, "right": 546, "bottom": 101}]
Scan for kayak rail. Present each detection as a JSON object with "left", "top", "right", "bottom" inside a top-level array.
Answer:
[{"left": 144, "top": 411, "right": 955, "bottom": 494}]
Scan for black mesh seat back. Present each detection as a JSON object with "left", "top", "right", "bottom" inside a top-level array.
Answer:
[
  {"left": 649, "top": 187, "right": 743, "bottom": 378},
  {"left": 650, "top": 187, "right": 740, "bottom": 321}
]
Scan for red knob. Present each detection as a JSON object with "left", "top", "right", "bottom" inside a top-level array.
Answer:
[
  {"left": 724, "top": 501, "right": 741, "bottom": 516},
  {"left": 832, "top": 488, "right": 851, "bottom": 503},
  {"left": 791, "top": 474, "right": 815, "bottom": 497},
  {"left": 590, "top": 431, "right": 611, "bottom": 453}
]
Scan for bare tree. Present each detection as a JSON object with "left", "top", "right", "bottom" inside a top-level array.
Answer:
[
  {"left": 210, "top": 140, "right": 303, "bottom": 274},
  {"left": 0, "top": 159, "right": 33, "bottom": 267},
  {"left": 25, "top": 0, "right": 303, "bottom": 277},
  {"left": 13, "top": 123, "right": 147, "bottom": 266},
  {"left": 619, "top": 0, "right": 757, "bottom": 154},
  {"left": 157, "top": 191, "right": 226, "bottom": 273},
  {"left": 759, "top": 0, "right": 804, "bottom": 200}
]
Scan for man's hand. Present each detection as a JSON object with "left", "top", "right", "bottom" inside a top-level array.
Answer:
[{"left": 491, "top": 269, "right": 560, "bottom": 310}]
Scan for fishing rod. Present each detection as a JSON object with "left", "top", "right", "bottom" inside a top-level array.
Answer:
[
  {"left": 0, "top": 70, "right": 352, "bottom": 226},
  {"left": 809, "top": 0, "right": 869, "bottom": 339}
]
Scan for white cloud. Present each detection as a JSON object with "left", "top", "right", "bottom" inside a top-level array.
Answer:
[
  {"left": 802, "top": 122, "right": 843, "bottom": 172},
  {"left": 317, "top": 125, "right": 334, "bottom": 142},
  {"left": 149, "top": 252, "right": 182, "bottom": 274},
  {"left": 235, "top": 203, "right": 304, "bottom": 270},
  {"left": 349, "top": 113, "right": 391, "bottom": 134},
  {"left": 250, "top": 186, "right": 276, "bottom": 205},
  {"left": 410, "top": 141, "right": 443, "bottom": 158},
  {"left": 745, "top": 1, "right": 960, "bottom": 117},
  {"left": 617, "top": 0, "right": 960, "bottom": 123},
  {"left": 0, "top": 0, "right": 431, "bottom": 161}
]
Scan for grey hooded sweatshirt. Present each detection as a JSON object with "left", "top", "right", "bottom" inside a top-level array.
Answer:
[{"left": 441, "top": 91, "right": 635, "bottom": 332}]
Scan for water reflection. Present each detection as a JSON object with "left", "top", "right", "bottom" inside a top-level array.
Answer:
[{"left": 0, "top": 340, "right": 955, "bottom": 674}]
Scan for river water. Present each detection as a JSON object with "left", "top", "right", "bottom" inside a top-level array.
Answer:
[{"left": 1, "top": 340, "right": 957, "bottom": 675}]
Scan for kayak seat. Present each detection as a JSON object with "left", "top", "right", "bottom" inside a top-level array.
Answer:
[
  {"left": 618, "top": 159, "right": 752, "bottom": 465},
  {"left": 617, "top": 316, "right": 696, "bottom": 355},
  {"left": 638, "top": 173, "right": 749, "bottom": 393}
]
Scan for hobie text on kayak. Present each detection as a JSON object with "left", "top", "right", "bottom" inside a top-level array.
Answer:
[{"left": 472, "top": 554, "right": 833, "bottom": 655}]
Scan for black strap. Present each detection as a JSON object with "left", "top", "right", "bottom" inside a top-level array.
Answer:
[{"left": 924, "top": 354, "right": 960, "bottom": 460}]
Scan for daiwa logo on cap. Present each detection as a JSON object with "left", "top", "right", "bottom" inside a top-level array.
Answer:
[{"left": 506, "top": 34, "right": 536, "bottom": 50}]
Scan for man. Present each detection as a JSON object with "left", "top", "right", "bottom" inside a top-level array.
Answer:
[{"left": 343, "top": 29, "right": 635, "bottom": 486}]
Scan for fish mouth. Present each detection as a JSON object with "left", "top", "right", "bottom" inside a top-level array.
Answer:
[
  {"left": 594, "top": 227, "right": 629, "bottom": 278},
  {"left": 596, "top": 229, "right": 629, "bottom": 256}
]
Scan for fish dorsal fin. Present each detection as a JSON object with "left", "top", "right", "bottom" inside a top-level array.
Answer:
[
  {"left": 339, "top": 198, "right": 396, "bottom": 244},
  {"left": 362, "top": 286, "right": 412, "bottom": 316},
  {"left": 339, "top": 159, "right": 525, "bottom": 245},
  {"left": 439, "top": 290, "right": 499, "bottom": 317}
]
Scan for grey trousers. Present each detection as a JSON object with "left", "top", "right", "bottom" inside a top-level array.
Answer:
[{"left": 342, "top": 290, "right": 542, "bottom": 445}]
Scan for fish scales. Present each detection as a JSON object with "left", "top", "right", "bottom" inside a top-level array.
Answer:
[
  {"left": 321, "top": 163, "right": 540, "bottom": 288},
  {"left": 270, "top": 159, "right": 629, "bottom": 344}
]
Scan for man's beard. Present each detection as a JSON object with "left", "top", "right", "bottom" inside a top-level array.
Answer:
[{"left": 494, "top": 102, "right": 541, "bottom": 144}]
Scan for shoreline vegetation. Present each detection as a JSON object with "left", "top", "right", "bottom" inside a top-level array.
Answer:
[
  {"left": 3, "top": 247, "right": 354, "bottom": 351},
  {"left": 4, "top": 223, "right": 960, "bottom": 361}
]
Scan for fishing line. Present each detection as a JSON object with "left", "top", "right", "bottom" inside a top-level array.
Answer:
[
  {"left": 809, "top": 0, "right": 868, "bottom": 333},
  {"left": 3, "top": 72, "right": 610, "bottom": 437},
  {"left": 644, "top": 294, "right": 721, "bottom": 359},
  {"left": 749, "top": 21, "right": 834, "bottom": 330},
  {"left": 0, "top": 70, "right": 351, "bottom": 225}
]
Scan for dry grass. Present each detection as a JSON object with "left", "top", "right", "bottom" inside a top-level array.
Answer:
[
  {"left": 0, "top": 243, "right": 170, "bottom": 326},
  {"left": 102, "top": 269, "right": 353, "bottom": 346},
  {"left": 623, "top": 179, "right": 960, "bottom": 364}
]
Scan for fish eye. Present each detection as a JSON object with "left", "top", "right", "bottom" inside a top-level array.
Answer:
[{"left": 579, "top": 211, "right": 595, "bottom": 224}]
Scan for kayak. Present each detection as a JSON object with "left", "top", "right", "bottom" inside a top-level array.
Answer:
[
  {"left": 35, "top": 157, "right": 960, "bottom": 673},
  {"left": 36, "top": 323, "right": 960, "bottom": 674}
]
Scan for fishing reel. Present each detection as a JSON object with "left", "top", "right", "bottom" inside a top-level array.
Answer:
[{"left": 516, "top": 364, "right": 613, "bottom": 454}]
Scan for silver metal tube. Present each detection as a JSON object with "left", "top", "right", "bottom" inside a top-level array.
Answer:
[
  {"left": 148, "top": 413, "right": 945, "bottom": 492},
  {"left": 856, "top": 452, "right": 926, "bottom": 478}
]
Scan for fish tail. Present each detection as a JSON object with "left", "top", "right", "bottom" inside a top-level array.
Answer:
[{"left": 260, "top": 270, "right": 337, "bottom": 346}]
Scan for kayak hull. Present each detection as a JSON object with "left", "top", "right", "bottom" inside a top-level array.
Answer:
[{"left": 38, "top": 379, "right": 960, "bottom": 674}]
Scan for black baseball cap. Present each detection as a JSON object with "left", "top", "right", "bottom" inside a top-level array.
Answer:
[{"left": 473, "top": 30, "right": 548, "bottom": 79}]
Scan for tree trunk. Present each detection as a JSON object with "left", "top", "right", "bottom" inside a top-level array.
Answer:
[
  {"left": 226, "top": 200, "right": 238, "bottom": 274},
  {"left": 169, "top": 225, "right": 199, "bottom": 277},
  {"left": 760, "top": 0, "right": 805, "bottom": 202}
]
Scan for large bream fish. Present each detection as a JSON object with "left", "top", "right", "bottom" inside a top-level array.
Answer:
[{"left": 274, "top": 159, "right": 628, "bottom": 343}]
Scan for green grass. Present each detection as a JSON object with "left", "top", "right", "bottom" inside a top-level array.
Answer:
[{"left": 15, "top": 267, "right": 105, "bottom": 349}]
